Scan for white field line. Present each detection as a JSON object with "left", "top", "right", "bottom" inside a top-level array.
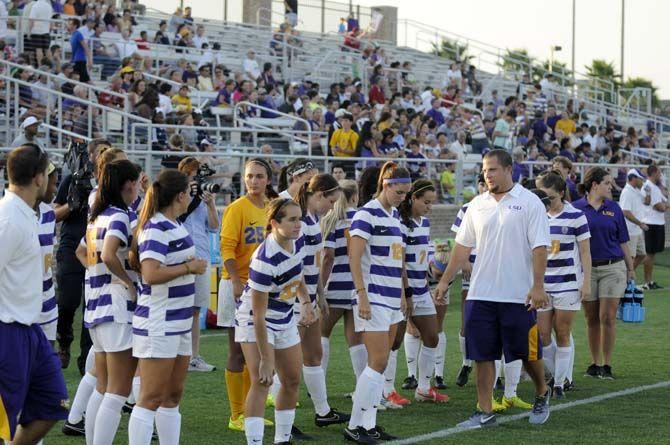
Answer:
[
  {"left": 389, "top": 380, "right": 670, "bottom": 445},
  {"left": 201, "top": 332, "right": 228, "bottom": 338}
]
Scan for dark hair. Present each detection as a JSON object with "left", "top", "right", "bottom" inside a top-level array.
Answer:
[
  {"left": 647, "top": 165, "right": 659, "bottom": 177},
  {"left": 90, "top": 159, "right": 140, "bottom": 222},
  {"left": 294, "top": 173, "right": 340, "bottom": 217},
  {"left": 266, "top": 198, "right": 300, "bottom": 235},
  {"left": 376, "top": 161, "right": 411, "bottom": 195},
  {"left": 246, "top": 158, "right": 278, "bottom": 199},
  {"left": 483, "top": 149, "right": 513, "bottom": 168},
  {"left": 95, "top": 147, "right": 124, "bottom": 181},
  {"left": 398, "top": 179, "right": 436, "bottom": 229},
  {"left": 358, "top": 166, "right": 381, "bottom": 206},
  {"left": 531, "top": 188, "right": 551, "bottom": 209},
  {"left": 536, "top": 169, "right": 567, "bottom": 200},
  {"left": 552, "top": 155, "right": 573, "bottom": 171},
  {"left": 578, "top": 167, "right": 610, "bottom": 196},
  {"left": 278, "top": 158, "right": 312, "bottom": 192},
  {"left": 7, "top": 144, "right": 49, "bottom": 187}
]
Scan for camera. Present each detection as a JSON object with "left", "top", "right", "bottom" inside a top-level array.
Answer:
[
  {"left": 64, "top": 140, "right": 94, "bottom": 213},
  {"left": 192, "top": 163, "right": 221, "bottom": 196}
]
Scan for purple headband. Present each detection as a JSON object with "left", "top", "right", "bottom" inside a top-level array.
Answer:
[{"left": 384, "top": 178, "right": 411, "bottom": 184}]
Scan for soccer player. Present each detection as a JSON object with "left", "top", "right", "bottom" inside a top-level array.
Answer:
[
  {"left": 0, "top": 145, "right": 68, "bottom": 444},
  {"left": 344, "top": 161, "right": 411, "bottom": 444},
  {"left": 436, "top": 149, "right": 552, "bottom": 428},
  {"left": 218, "top": 159, "right": 277, "bottom": 431},
  {"left": 397, "top": 179, "right": 449, "bottom": 403},
  {"left": 536, "top": 171, "right": 592, "bottom": 398},
  {"left": 320, "top": 180, "right": 367, "bottom": 384},
  {"left": 235, "top": 198, "right": 314, "bottom": 445},
  {"left": 37, "top": 162, "right": 59, "bottom": 345},
  {"left": 128, "top": 169, "right": 208, "bottom": 444},
  {"left": 75, "top": 160, "right": 141, "bottom": 444},
  {"left": 278, "top": 158, "right": 318, "bottom": 199}
]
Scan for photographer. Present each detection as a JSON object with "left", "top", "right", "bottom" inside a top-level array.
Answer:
[
  {"left": 53, "top": 138, "right": 110, "bottom": 373},
  {"left": 178, "top": 157, "right": 220, "bottom": 372}
]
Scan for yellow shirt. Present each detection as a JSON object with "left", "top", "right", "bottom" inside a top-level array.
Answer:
[
  {"left": 171, "top": 94, "right": 192, "bottom": 114},
  {"left": 330, "top": 129, "right": 359, "bottom": 157},
  {"left": 555, "top": 118, "right": 576, "bottom": 136},
  {"left": 220, "top": 196, "right": 268, "bottom": 282}
]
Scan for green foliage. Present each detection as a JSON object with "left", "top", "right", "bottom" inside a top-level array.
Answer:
[
  {"left": 621, "top": 77, "right": 660, "bottom": 109},
  {"left": 499, "top": 48, "right": 534, "bottom": 74},
  {"left": 430, "top": 38, "right": 472, "bottom": 62}
]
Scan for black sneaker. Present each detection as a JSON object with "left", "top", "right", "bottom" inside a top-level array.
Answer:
[
  {"left": 58, "top": 348, "right": 71, "bottom": 369},
  {"left": 274, "top": 442, "right": 293, "bottom": 445},
  {"left": 123, "top": 401, "right": 135, "bottom": 414},
  {"left": 401, "top": 375, "right": 418, "bottom": 390},
  {"left": 367, "top": 425, "right": 397, "bottom": 441},
  {"left": 455, "top": 365, "right": 472, "bottom": 387},
  {"left": 291, "top": 425, "right": 312, "bottom": 441},
  {"left": 343, "top": 426, "right": 377, "bottom": 444},
  {"left": 315, "top": 408, "right": 350, "bottom": 427},
  {"left": 649, "top": 281, "right": 662, "bottom": 290},
  {"left": 553, "top": 386, "right": 564, "bottom": 400},
  {"left": 563, "top": 379, "right": 576, "bottom": 391},
  {"left": 62, "top": 419, "right": 85, "bottom": 436},
  {"left": 434, "top": 376, "right": 447, "bottom": 390},
  {"left": 495, "top": 377, "right": 504, "bottom": 391},
  {"left": 601, "top": 365, "right": 614, "bottom": 380},
  {"left": 584, "top": 364, "right": 602, "bottom": 378}
]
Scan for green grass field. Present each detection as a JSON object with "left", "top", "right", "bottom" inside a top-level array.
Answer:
[{"left": 44, "top": 254, "right": 670, "bottom": 445}]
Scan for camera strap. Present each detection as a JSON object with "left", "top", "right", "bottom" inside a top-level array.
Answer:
[{"left": 178, "top": 195, "right": 201, "bottom": 223}]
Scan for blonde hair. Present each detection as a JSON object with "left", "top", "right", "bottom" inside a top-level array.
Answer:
[{"left": 321, "top": 179, "right": 357, "bottom": 238}]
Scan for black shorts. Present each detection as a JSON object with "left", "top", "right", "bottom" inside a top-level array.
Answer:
[
  {"left": 644, "top": 224, "right": 665, "bottom": 254},
  {"left": 30, "top": 33, "right": 51, "bottom": 50},
  {"left": 73, "top": 61, "right": 90, "bottom": 83}
]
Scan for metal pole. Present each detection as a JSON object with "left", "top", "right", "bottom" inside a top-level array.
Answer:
[
  {"left": 321, "top": 0, "right": 325, "bottom": 34},
  {"left": 620, "top": 0, "right": 625, "bottom": 80},
  {"left": 571, "top": 0, "right": 576, "bottom": 89},
  {"left": 224, "top": 0, "right": 228, "bottom": 22}
]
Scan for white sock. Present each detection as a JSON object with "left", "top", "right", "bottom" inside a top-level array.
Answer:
[
  {"left": 155, "top": 406, "right": 181, "bottom": 445},
  {"left": 493, "top": 359, "right": 502, "bottom": 390},
  {"left": 303, "top": 365, "right": 331, "bottom": 416},
  {"left": 363, "top": 374, "right": 384, "bottom": 430},
  {"left": 84, "top": 390, "right": 104, "bottom": 445},
  {"left": 130, "top": 376, "right": 141, "bottom": 405},
  {"left": 417, "top": 345, "right": 437, "bottom": 392},
  {"left": 93, "top": 392, "right": 125, "bottom": 445},
  {"left": 321, "top": 337, "right": 330, "bottom": 377},
  {"left": 349, "top": 344, "right": 367, "bottom": 380},
  {"left": 85, "top": 348, "right": 95, "bottom": 373},
  {"left": 244, "top": 417, "right": 264, "bottom": 445},
  {"left": 68, "top": 372, "right": 96, "bottom": 424},
  {"left": 404, "top": 333, "right": 421, "bottom": 378},
  {"left": 503, "top": 360, "right": 522, "bottom": 399},
  {"left": 348, "top": 366, "right": 383, "bottom": 429},
  {"left": 554, "top": 346, "right": 571, "bottom": 388},
  {"left": 270, "top": 374, "right": 281, "bottom": 400},
  {"left": 382, "top": 349, "right": 398, "bottom": 397},
  {"left": 459, "top": 334, "right": 472, "bottom": 367},
  {"left": 434, "top": 332, "right": 446, "bottom": 377},
  {"left": 274, "top": 409, "right": 295, "bottom": 443},
  {"left": 567, "top": 333, "right": 575, "bottom": 382},
  {"left": 542, "top": 339, "right": 557, "bottom": 377},
  {"left": 128, "top": 406, "right": 155, "bottom": 445}
]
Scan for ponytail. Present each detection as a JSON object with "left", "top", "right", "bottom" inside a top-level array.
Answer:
[
  {"left": 578, "top": 167, "right": 609, "bottom": 196},
  {"left": 376, "top": 161, "right": 411, "bottom": 195},
  {"left": 294, "top": 173, "right": 340, "bottom": 217},
  {"left": 90, "top": 159, "right": 139, "bottom": 222},
  {"left": 321, "top": 179, "right": 357, "bottom": 238},
  {"left": 278, "top": 165, "right": 290, "bottom": 193}
]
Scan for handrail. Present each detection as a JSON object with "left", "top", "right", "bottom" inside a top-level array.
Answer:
[{"left": 40, "top": 123, "right": 92, "bottom": 142}]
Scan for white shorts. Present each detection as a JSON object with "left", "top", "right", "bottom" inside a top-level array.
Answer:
[
  {"left": 537, "top": 291, "right": 581, "bottom": 312},
  {"left": 410, "top": 294, "right": 437, "bottom": 317},
  {"left": 133, "top": 332, "right": 192, "bottom": 359},
  {"left": 194, "top": 264, "right": 211, "bottom": 310},
  {"left": 39, "top": 319, "right": 57, "bottom": 342},
  {"left": 353, "top": 304, "right": 404, "bottom": 333},
  {"left": 235, "top": 323, "right": 301, "bottom": 350},
  {"left": 217, "top": 278, "right": 236, "bottom": 328},
  {"left": 90, "top": 322, "right": 133, "bottom": 353}
]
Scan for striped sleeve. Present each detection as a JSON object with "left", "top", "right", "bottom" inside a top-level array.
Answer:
[
  {"left": 350, "top": 208, "right": 373, "bottom": 240},
  {"left": 105, "top": 211, "right": 130, "bottom": 246},
  {"left": 247, "top": 256, "right": 273, "bottom": 293},
  {"left": 139, "top": 225, "right": 168, "bottom": 264},
  {"left": 451, "top": 205, "right": 467, "bottom": 233},
  {"left": 574, "top": 213, "right": 591, "bottom": 242},
  {"left": 324, "top": 229, "right": 337, "bottom": 249}
]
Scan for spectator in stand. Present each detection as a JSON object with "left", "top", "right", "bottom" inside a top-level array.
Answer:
[
  {"left": 552, "top": 156, "right": 580, "bottom": 201},
  {"left": 512, "top": 148, "right": 529, "bottom": 183},
  {"left": 216, "top": 79, "right": 235, "bottom": 107},
  {"left": 530, "top": 83, "right": 547, "bottom": 114},
  {"left": 405, "top": 138, "right": 427, "bottom": 179},
  {"left": 450, "top": 130, "right": 467, "bottom": 158},
  {"left": 330, "top": 113, "right": 359, "bottom": 159},
  {"left": 197, "top": 65, "right": 214, "bottom": 91},
  {"left": 90, "top": 22, "right": 119, "bottom": 79},
  {"left": 426, "top": 98, "right": 445, "bottom": 126},
  {"left": 27, "top": 0, "right": 53, "bottom": 65},
  {"left": 529, "top": 110, "right": 548, "bottom": 143},
  {"left": 641, "top": 165, "right": 667, "bottom": 290},
  {"left": 119, "top": 8, "right": 137, "bottom": 33},
  {"left": 559, "top": 137, "right": 576, "bottom": 162},
  {"left": 113, "top": 28, "right": 139, "bottom": 60},
  {"left": 439, "top": 153, "right": 458, "bottom": 202},
  {"left": 232, "top": 80, "right": 253, "bottom": 104},
  {"left": 183, "top": 6, "right": 194, "bottom": 24},
  {"left": 260, "top": 62, "right": 277, "bottom": 90},
  {"left": 193, "top": 24, "right": 209, "bottom": 49},
  {"left": 63, "top": 0, "right": 75, "bottom": 15},
  {"left": 11, "top": 115, "right": 45, "bottom": 149},
  {"left": 128, "top": 78, "right": 147, "bottom": 109},
  {"left": 98, "top": 76, "right": 125, "bottom": 109},
  {"left": 134, "top": 30, "right": 150, "bottom": 50},
  {"left": 368, "top": 77, "right": 386, "bottom": 106},
  {"left": 172, "top": 84, "right": 193, "bottom": 115},
  {"left": 68, "top": 18, "right": 92, "bottom": 83},
  {"left": 378, "top": 128, "right": 402, "bottom": 159},
  {"left": 556, "top": 111, "right": 576, "bottom": 136},
  {"left": 243, "top": 50, "right": 261, "bottom": 82},
  {"left": 546, "top": 105, "right": 560, "bottom": 134},
  {"left": 493, "top": 110, "right": 515, "bottom": 150},
  {"left": 73, "top": 0, "right": 86, "bottom": 16},
  {"left": 103, "top": 4, "right": 119, "bottom": 31}
]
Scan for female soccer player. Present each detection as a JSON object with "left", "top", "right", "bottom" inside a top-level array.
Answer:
[
  {"left": 344, "top": 161, "right": 411, "bottom": 444},
  {"left": 127, "top": 169, "right": 208, "bottom": 444},
  {"left": 397, "top": 179, "right": 449, "bottom": 403},
  {"left": 218, "top": 158, "right": 277, "bottom": 431},
  {"left": 293, "top": 173, "right": 350, "bottom": 427},
  {"left": 320, "top": 180, "right": 366, "bottom": 383},
  {"left": 75, "top": 160, "right": 140, "bottom": 445},
  {"left": 536, "top": 171, "right": 592, "bottom": 398},
  {"left": 235, "top": 198, "right": 315, "bottom": 445},
  {"left": 37, "top": 163, "right": 59, "bottom": 345},
  {"left": 278, "top": 158, "right": 318, "bottom": 199}
]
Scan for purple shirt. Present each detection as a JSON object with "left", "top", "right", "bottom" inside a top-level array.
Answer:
[
  {"left": 426, "top": 108, "right": 445, "bottom": 126},
  {"left": 512, "top": 162, "right": 529, "bottom": 183},
  {"left": 572, "top": 198, "right": 629, "bottom": 261}
]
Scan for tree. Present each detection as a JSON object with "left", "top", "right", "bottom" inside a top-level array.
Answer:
[
  {"left": 584, "top": 59, "right": 620, "bottom": 103},
  {"left": 499, "top": 48, "right": 534, "bottom": 75},
  {"left": 539, "top": 59, "right": 573, "bottom": 86},
  {"left": 430, "top": 38, "right": 472, "bottom": 62},
  {"left": 620, "top": 77, "right": 660, "bottom": 110}
]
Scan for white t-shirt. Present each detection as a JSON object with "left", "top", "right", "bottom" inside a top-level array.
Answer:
[
  {"left": 455, "top": 184, "right": 550, "bottom": 304},
  {"left": 29, "top": 0, "right": 52, "bottom": 34},
  {"left": 115, "top": 39, "right": 139, "bottom": 59},
  {"left": 619, "top": 183, "right": 646, "bottom": 236},
  {"left": 641, "top": 179, "right": 667, "bottom": 226},
  {"left": 243, "top": 58, "right": 261, "bottom": 80},
  {"left": 449, "top": 140, "right": 466, "bottom": 158}
]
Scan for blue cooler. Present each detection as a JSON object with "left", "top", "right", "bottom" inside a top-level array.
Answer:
[{"left": 620, "top": 281, "right": 645, "bottom": 323}]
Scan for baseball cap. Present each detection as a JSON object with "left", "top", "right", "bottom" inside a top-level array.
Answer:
[
  {"left": 20, "top": 116, "right": 40, "bottom": 129},
  {"left": 200, "top": 138, "right": 212, "bottom": 147},
  {"left": 120, "top": 66, "right": 134, "bottom": 74},
  {"left": 334, "top": 108, "right": 347, "bottom": 118},
  {"left": 627, "top": 168, "right": 645, "bottom": 180}
]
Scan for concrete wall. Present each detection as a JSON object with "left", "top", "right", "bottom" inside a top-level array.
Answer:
[
  {"left": 371, "top": 6, "right": 397, "bottom": 45},
  {"left": 242, "top": 0, "right": 271, "bottom": 25}
]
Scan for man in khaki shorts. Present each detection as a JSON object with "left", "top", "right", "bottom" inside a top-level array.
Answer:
[{"left": 619, "top": 169, "right": 650, "bottom": 271}]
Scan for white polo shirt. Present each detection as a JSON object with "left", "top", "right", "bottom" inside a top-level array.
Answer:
[
  {"left": 619, "top": 183, "right": 646, "bottom": 236},
  {"left": 455, "top": 183, "right": 550, "bottom": 304},
  {"left": 29, "top": 0, "right": 53, "bottom": 35},
  {"left": 641, "top": 179, "right": 667, "bottom": 226},
  {"left": 0, "top": 191, "right": 42, "bottom": 325}
]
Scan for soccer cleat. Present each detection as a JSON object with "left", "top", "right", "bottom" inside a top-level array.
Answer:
[
  {"left": 649, "top": 281, "right": 662, "bottom": 290},
  {"left": 553, "top": 386, "right": 565, "bottom": 400},
  {"left": 343, "top": 426, "right": 378, "bottom": 444},
  {"left": 123, "top": 401, "right": 135, "bottom": 414},
  {"left": 266, "top": 393, "right": 275, "bottom": 408},
  {"left": 228, "top": 415, "right": 273, "bottom": 431},
  {"left": 457, "top": 411, "right": 497, "bottom": 430},
  {"left": 62, "top": 419, "right": 85, "bottom": 436},
  {"left": 274, "top": 442, "right": 293, "bottom": 445},
  {"left": 415, "top": 387, "right": 449, "bottom": 403},
  {"left": 188, "top": 356, "right": 216, "bottom": 372},
  {"left": 529, "top": 390, "right": 551, "bottom": 425},
  {"left": 434, "top": 376, "right": 447, "bottom": 390},
  {"left": 502, "top": 395, "right": 532, "bottom": 410},
  {"left": 315, "top": 408, "right": 350, "bottom": 427},
  {"left": 387, "top": 391, "right": 411, "bottom": 406},
  {"left": 379, "top": 395, "right": 402, "bottom": 410},
  {"left": 58, "top": 348, "right": 71, "bottom": 369},
  {"left": 367, "top": 425, "right": 397, "bottom": 441},
  {"left": 563, "top": 379, "right": 576, "bottom": 391},
  {"left": 601, "top": 365, "right": 615, "bottom": 380},
  {"left": 477, "top": 398, "right": 506, "bottom": 413},
  {"left": 290, "top": 425, "right": 312, "bottom": 441},
  {"left": 584, "top": 364, "right": 602, "bottom": 378},
  {"left": 455, "top": 365, "right": 472, "bottom": 387},
  {"left": 401, "top": 375, "right": 418, "bottom": 390}
]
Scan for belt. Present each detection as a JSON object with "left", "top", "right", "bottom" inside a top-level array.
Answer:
[{"left": 592, "top": 258, "right": 623, "bottom": 267}]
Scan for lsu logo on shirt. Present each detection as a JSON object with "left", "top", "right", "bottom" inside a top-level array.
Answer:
[{"left": 602, "top": 210, "right": 615, "bottom": 217}]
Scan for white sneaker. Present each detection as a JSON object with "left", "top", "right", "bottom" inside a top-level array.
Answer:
[{"left": 188, "top": 356, "right": 216, "bottom": 372}]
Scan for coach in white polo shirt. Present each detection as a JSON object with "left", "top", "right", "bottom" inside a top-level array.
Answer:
[
  {"left": 641, "top": 165, "right": 667, "bottom": 290},
  {"left": 619, "top": 168, "right": 650, "bottom": 271},
  {"left": 436, "top": 149, "right": 551, "bottom": 429}
]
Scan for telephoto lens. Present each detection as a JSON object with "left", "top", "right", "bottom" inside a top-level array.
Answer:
[{"left": 201, "top": 182, "right": 221, "bottom": 193}]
